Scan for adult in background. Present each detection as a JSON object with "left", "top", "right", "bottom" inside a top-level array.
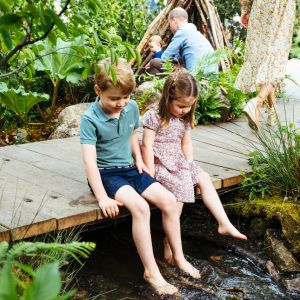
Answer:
[
  {"left": 148, "top": 7, "right": 218, "bottom": 74},
  {"left": 235, "top": 0, "right": 296, "bottom": 128}
]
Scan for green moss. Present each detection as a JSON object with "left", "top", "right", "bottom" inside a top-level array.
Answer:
[{"left": 224, "top": 195, "right": 300, "bottom": 254}]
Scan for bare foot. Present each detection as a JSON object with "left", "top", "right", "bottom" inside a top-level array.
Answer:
[
  {"left": 218, "top": 223, "right": 247, "bottom": 240},
  {"left": 144, "top": 273, "right": 178, "bottom": 295},
  {"left": 174, "top": 258, "right": 201, "bottom": 279},
  {"left": 163, "top": 238, "right": 174, "bottom": 264}
]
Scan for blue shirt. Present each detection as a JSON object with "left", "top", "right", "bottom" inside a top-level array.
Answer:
[
  {"left": 152, "top": 49, "right": 164, "bottom": 59},
  {"left": 80, "top": 98, "right": 140, "bottom": 168},
  {"left": 161, "top": 23, "right": 218, "bottom": 72}
]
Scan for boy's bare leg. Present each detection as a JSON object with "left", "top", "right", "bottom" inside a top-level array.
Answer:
[
  {"left": 164, "top": 202, "right": 184, "bottom": 264},
  {"left": 197, "top": 172, "right": 247, "bottom": 240},
  {"left": 115, "top": 185, "right": 178, "bottom": 295},
  {"left": 142, "top": 183, "right": 200, "bottom": 278}
]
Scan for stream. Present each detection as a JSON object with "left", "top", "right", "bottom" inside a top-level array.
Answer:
[{"left": 76, "top": 206, "right": 300, "bottom": 300}]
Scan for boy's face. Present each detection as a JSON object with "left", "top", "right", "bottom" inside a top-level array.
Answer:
[
  {"left": 149, "top": 41, "right": 161, "bottom": 53},
  {"left": 95, "top": 85, "right": 130, "bottom": 115}
]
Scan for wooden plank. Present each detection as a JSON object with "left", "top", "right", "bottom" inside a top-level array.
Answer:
[
  {"left": 0, "top": 157, "right": 98, "bottom": 234},
  {"left": 20, "top": 137, "right": 82, "bottom": 164},
  {"left": 0, "top": 172, "right": 58, "bottom": 240},
  {"left": 191, "top": 128, "right": 254, "bottom": 155},
  {"left": 39, "top": 192, "right": 99, "bottom": 230},
  {"left": 0, "top": 224, "right": 10, "bottom": 242},
  {"left": 193, "top": 142, "right": 251, "bottom": 172},
  {"left": 197, "top": 161, "right": 245, "bottom": 188}
]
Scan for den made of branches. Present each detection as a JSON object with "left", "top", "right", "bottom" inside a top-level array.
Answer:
[{"left": 133, "top": 0, "right": 230, "bottom": 72}]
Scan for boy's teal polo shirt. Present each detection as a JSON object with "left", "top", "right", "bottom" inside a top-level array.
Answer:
[{"left": 80, "top": 97, "right": 140, "bottom": 168}]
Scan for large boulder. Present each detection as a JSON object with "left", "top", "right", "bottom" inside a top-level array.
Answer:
[
  {"left": 135, "top": 81, "right": 161, "bottom": 115},
  {"left": 264, "top": 229, "right": 300, "bottom": 272},
  {"left": 49, "top": 103, "right": 91, "bottom": 139}
]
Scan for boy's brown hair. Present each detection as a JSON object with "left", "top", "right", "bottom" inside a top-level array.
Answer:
[
  {"left": 94, "top": 58, "right": 136, "bottom": 94},
  {"left": 159, "top": 70, "right": 198, "bottom": 128},
  {"left": 149, "top": 35, "right": 162, "bottom": 46}
]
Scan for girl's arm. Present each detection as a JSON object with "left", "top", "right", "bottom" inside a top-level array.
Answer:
[
  {"left": 181, "top": 130, "right": 193, "bottom": 161},
  {"left": 81, "top": 144, "right": 122, "bottom": 217},
  {"left": 131, "top": 130, "right": 150, "bottom": 174},
  {"left": 141, "top": 128, "right": 156, "bottom": 177}
]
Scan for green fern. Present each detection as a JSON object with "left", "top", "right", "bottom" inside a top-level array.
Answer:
[{"left": 1, "top": 241, "right": 95, "bottom": 265}]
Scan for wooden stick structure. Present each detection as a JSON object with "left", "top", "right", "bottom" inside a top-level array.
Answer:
[{"left": 132, "top": 0, "right": 231, "bottom": 73}]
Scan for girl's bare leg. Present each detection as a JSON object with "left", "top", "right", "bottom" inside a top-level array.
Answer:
[
  {"left": 164, "top": 202, "right": 184, "bottom": 264},
  {"left": 115, "top": 185, "right": 178, "bottom": 295},
  {"left": 142, "top": 183, "right": 200, "bottom": 278},
  {"left": 197, "top": 172, "right": 247, "bottom": 240}
]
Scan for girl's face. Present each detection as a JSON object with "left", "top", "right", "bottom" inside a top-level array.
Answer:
[{"left": 169, "top": 97, "right": 196, "bottom": 118}]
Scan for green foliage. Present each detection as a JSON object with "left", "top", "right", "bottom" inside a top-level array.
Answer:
[
  {"left": 213, "top": 0, "right": 241, "bottom": 22},
  {"left": 0, "top": 0, "right": 141, "bottom": 125},
  {"left": 195, "top": 81, "right": 227, "bottom": 124},
  {"left": 0, "top": 240, "right": 95, "bottom": 299},
  {"left": 291, "top": 1, "right": 300, "bottom": 58},
  {"left": 242, "top": 121, "right": 300, "bottom": 200},
  {"left": 193, "top": 48, "right": 250, "bottom": 123},
  {"left": 218, "top": 64, "right": 248, "bottom": 117},
  {"left": 83, "top": 0, "right": 164, "bottom": 46},
  {"left": 0, "top": 82, "right": 49, "bottom": 123},
  {"left": 0, "top": 261, "right": 75, "bottom": 300}
]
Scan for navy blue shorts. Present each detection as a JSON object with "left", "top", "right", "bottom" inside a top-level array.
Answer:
[{"left": 89, "top": 165, "right": 157, "bottom": 198}]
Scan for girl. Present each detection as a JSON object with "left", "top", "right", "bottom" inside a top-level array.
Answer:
[{"left": 142, "top": 71, "right": 247, "bottom": 263}]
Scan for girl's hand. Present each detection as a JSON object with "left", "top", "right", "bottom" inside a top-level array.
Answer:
[
  {"left": 135, "top": 159, "right": 151, "bottom": 175},
  {"left": 98, "top": 196, "right": 123, "bottom": 218},
  {"left": 240, "top": 12, "right": 249, "bottom": 29}
]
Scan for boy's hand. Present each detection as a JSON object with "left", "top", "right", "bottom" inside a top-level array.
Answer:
[
  {"left": 135, "top": 159, "right": 151, "bottom": 175},
  {"left": 240, "top": 13, "right": 249, "bottom": 28},
  {"left": 145, "top": 62, "right": 150, "bottom": 70},
  {"left": 98, "top": 196, "right": 123, "bottom": 218}
]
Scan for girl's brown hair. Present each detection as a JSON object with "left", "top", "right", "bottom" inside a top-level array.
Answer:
[
  {"left": 94, "top": 58, "right": 136, "bottom": 94},
  {"left": 159, "top": 70, "right": 199, "bottom": 128}
]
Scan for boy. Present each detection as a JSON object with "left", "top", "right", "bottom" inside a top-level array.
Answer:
[
  {"left": 145, "top": 35, "right": 164, "bottom": 74},
  {"left": 80, "top": 59, "right": 199, "bottom": 295},
  {"left": 149, "top": 35, "right": 164, "bottom": 59}
]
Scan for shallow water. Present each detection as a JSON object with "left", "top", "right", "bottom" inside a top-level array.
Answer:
[{"left": 76, "top": 212, "right": 299, "bottom": 300}]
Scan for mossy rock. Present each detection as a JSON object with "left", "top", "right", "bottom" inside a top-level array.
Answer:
[{"left": 225, "top": 195, "right": 300, "bottom": 254}]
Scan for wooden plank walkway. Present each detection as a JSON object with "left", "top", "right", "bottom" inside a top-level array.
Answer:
[{"left": 0, "top": 98, "right": 299, "bottom": 242}]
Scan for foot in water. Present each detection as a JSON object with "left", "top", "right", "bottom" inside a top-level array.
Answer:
[
  {"left": 164, "top": 238, "right": 200, "bottom": 278},
  {"left": 174, "top": 257, "right": 201, "bottom": 279},
  {"left": 144, "top": 272, "right": 178, "bottom": 295},
  {"left": 218, "top": 222, "right": 248, "bottom": 240}
]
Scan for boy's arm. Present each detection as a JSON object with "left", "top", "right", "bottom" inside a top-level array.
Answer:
[
  {"left": 131, "top": 130, "right": 150, "bottom": 175},
  {"left": 81, "top": 144, "right": 122, "bottom": 217},
  {"left": 181, "top": 130, "right": 193, "bottom": 161},
  {"left": 141, "top": 127, "right": 156, "bottom": 177}
]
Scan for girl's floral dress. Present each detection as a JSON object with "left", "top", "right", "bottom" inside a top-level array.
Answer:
[
  {"left": 235, "top": 0, "right": 296, "bottom": 93},
  {"left": 143, "top": 106, "right": 203, "bottom": 203}
]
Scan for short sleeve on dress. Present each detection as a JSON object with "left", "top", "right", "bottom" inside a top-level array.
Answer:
[{"left": 142, "top": 107, "right": 160, "bottom": 131}]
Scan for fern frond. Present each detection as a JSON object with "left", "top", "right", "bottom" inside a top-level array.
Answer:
[{"left": 7, "top": 241, "right": 96, "bottom": 264}]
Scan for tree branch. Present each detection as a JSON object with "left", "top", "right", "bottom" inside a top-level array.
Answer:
[{"left": 0, "top": 0, "right": 71, "bottom": 69}]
